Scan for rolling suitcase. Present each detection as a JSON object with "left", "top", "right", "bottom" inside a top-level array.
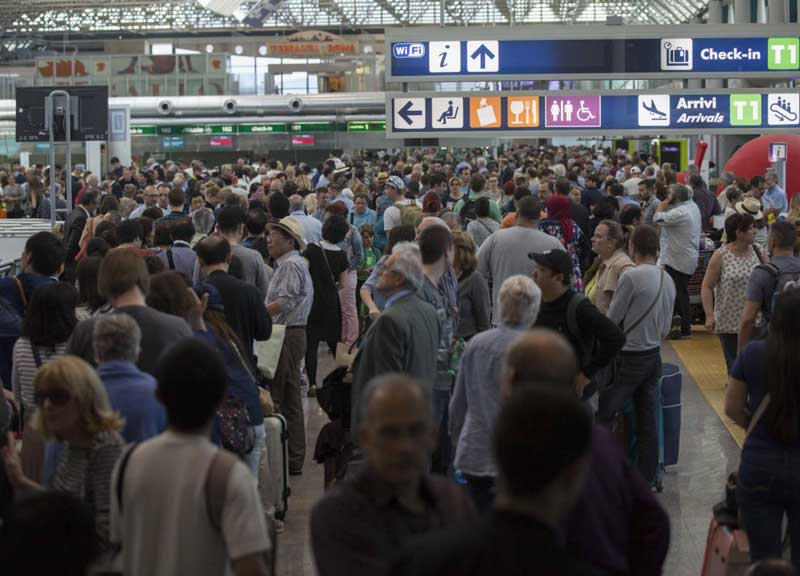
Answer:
[
  {"left": 660, "top": 363, "right": 682, "bottom": 467},
  {"left": 261, "top": 414, "right": 290, "bottom": 520},
  {"left": 701, "top": 518, "right": 750, "bottom": 576}
]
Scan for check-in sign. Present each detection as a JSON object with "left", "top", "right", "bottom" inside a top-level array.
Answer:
[{"left": 386, "top": 24, "right": 800, "bottom": 81}]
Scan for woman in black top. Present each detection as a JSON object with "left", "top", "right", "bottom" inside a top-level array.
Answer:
[{"left": 303, "top": 215, "right": 350, "bottom": 394}]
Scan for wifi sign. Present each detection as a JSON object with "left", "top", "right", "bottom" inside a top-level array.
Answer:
[{"left": 393, "top": 43, "right": 425, "bottom": 59}]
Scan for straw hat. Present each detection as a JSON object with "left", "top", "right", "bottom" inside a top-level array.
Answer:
[
  {"left": 267, "top": 216, "right": 306, "bottom": 250},
  {"left": 735, "top": 197, "right": 764, "bottom": 220}
]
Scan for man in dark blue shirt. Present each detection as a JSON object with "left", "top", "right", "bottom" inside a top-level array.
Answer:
[
  {"left": 93, "top": 313, "right": 166, "bottom": 442},
  {"left": 0, "top": 232, "right": 64, "bottom": 388}
]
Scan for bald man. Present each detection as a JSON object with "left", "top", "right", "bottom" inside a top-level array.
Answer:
[
  {"left": 288, "top": 193, "right": 322, "bottom": 243},
  {"left": 311, "top": 374, "right": 474, "bottom": 576},
  {"left": 504, "top": 328, "right": 670, "bottom": 576}
]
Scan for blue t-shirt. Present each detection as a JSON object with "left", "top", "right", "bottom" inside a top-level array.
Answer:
[{"left": 731, "top": 340, "right": 800, "bottom": 452}]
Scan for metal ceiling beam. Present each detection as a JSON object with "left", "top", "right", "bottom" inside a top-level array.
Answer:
[{"left": 493, "top": 0, "right": 512, "bottom": 21}]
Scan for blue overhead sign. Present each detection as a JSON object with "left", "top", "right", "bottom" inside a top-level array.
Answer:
[
  {"left": 386, "top": 24, "right": 800, "bottom": 81},
  {"left": 387, "top": 90, "right": 800, "bottom": 138}
]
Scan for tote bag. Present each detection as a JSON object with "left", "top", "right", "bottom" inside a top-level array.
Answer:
[{"left": 255, "top": 324, "right": 286, "bottom": 380}]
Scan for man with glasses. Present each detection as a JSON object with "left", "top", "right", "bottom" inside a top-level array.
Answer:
[{"left": 129, "top": 185, "right": 161, "bottom": 220}]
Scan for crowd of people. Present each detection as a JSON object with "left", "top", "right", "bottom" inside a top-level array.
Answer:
[{"left": 0, "top": 145, "right": 797, "bottom": 575}]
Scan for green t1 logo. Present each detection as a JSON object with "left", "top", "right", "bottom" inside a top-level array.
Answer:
[
  {"left": 730, "top": 95, "right": 761, "bottom": 126},
  {"left": 768, "top": 38, "right": 799, "bottom": 70}
]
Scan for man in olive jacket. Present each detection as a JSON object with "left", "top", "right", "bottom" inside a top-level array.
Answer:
[{"left": 351, "top": 242, "right": 440, "bottom": 432}]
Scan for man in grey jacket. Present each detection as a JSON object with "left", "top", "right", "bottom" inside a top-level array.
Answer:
[{"left": 351, "top": 243, "right": 440, "bottom": 432}]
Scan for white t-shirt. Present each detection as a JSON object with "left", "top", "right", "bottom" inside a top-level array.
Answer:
[
  {"left": 623, "top": 177, "right": 642, "bottom": 199},
  {"left": 383, "top": 198, "right": 415, "bottom": 232},
  {"left": 111, "top": 431, "right": 270, "bottom": 576}
]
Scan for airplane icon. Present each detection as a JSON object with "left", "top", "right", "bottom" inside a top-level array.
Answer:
[{"left": 643, "top": 99, "right": 667, "bottom": 119}]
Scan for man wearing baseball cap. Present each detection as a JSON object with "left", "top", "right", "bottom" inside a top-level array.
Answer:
[
  {"left": 266, "top": 216, "right": 314, "bottom": 476},
  {"left": 532, "top": 250, "right": 624, "bottom": 404},
  {"left": 381, "top": 175, "right": 415, "bottom": 235}
]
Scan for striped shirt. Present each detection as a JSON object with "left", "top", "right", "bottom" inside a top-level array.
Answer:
[
  {"left": 51, "top": 429, "right": 125, "bottom": 557},
  {"left": 12, "top": 338, "right": 68, "bottom": 415},
  {"left": 266, "top": 250, "right": 314, "bottom": 327}
]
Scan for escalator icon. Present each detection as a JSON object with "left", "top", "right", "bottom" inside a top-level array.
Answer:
[{"left": 767, "top": 94, "right": 800, "bottom": 125}]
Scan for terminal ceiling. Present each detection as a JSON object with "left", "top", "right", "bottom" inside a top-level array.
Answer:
[{"left": 0, "top": 0, "right": 708, "bottom": 33}]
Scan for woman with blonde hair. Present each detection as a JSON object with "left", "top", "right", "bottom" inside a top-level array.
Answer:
[{"left": 2, "top": 355, "right": 124, "bottom": 562}]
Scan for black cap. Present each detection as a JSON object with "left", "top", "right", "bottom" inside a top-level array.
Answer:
[{"left": 529, "top": 249, "right": 573, "bottom": 279}]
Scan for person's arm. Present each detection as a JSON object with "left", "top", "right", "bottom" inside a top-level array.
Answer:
[
  {"left": 349, "top": 228, "right": 364, "bottom": 271},
  {"left": 253, "top": 291, "right": 272, "bottom": 342},
  {"left": 91, "top": 442, "right": 123, "bottom": 549},
  {"left": 737, "top": 300, "right": 760, "bottom": 353},
  {"left": 231, "top": 554, "right": 270, "bottom": 576},
  {"left": 475, "top": 236, "right": 492, "bottom": 283},
  {"left": 361, "top": 261, "right": 383, "bottom": 318},
  {"left": 724, "top": 376, "right": 749, "bottom": 429},
  {"left": 448, "top": 349, "right": 470, "bottom": 445},
  {"left": 310, "top": 496, "right": 385, "bottom": 576},
  {"left": 264, "top": 264, "right": 304, "bottom": 321},
  {"left": 700, "top": 250, "right": 722, "bottom": 333},
  {"left": 587, "top": 297, "right": 626, "bottom": 377},
  {"left": 369, "top": 315, "right": 407, "bottom": 373},
  {"left": 253, "top": 255, "right": 269, "bottom": 301},
  {"left": 472, "top": 274, "right": 491, "bottom": 333},
  {"left": 222, "top": 462, "right": 272, "bottom": 574},
  {"left": 711, "top": 195, "right": 722, "bottom": 217},
  {"left": 2, "top": 432, "right": 43, "bottom": 493},
  {"left": 627, "top": 455, "right": 671, "bottom": 575},
  {"left": 489, "top": 200, "right": 502, "bottom": 223}
]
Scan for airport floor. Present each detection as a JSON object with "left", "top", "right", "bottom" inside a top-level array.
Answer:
[{"left": 276, "top": 329, "right": 744, "bottom": 576}]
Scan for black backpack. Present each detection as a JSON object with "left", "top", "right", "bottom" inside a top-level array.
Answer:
[
  {"left": 756, "top": 261, "right": 800, "bottom": 321},
  {"left": 459, "top": 198, "right": 479, "bottom": 227}
]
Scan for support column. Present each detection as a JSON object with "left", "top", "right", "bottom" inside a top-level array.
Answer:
[
  {"left": 733, "top": 0, "right": 752, "bottom": 21},
  {"left": 705, "top": 0, "right": 724, "bottom": 88},
  {"left": 768, "top": 0, "right": 787, "bottom": 22}
]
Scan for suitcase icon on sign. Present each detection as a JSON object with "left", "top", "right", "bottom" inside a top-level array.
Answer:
[{"left": 664, "top": 42, "right": 689, "bottom": 66}]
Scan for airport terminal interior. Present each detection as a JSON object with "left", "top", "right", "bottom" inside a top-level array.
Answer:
[{"left": 0, "top": 0, "right": 799, "bottom": 575}]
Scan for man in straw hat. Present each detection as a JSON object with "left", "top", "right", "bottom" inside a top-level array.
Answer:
[{"left": 266, "top": 216, "right": 314, "bottom": 475}]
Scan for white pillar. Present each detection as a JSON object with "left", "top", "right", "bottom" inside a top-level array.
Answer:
[
  {"left": 85, "top": 141, "right": 102, "bottom": 177},
  {"left": 768, "top": 0, "right": 787, "bottom": 22},
  {"left": 734, "top": 0, "right": 752, "bottom": 21},
  {"left": 757, "top": 0, "right": 768, "bottom": 21},
  {"left": 705, "top": 0, "right": 724, "bottom": 88},
  {"left": 107, "top": 105, "right": 131, "bottom": 168}
]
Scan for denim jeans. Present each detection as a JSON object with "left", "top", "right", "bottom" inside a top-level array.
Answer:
[
  {"left": 431, "top": 388, "right": 452, "bottom": 475},
  {"left": 462, "top": 474, "right": 496, "bottom": 513},
  {"left": 718, "top": 333, "right": 739, "bottom": 374},
  {"left": 597, "top": 349, "right": 662, "bottom": 484},
  {"left": 244, "top": 424, "right": 266, "bottom": 478},
  {"left": 665, "top": 266, "right": 692, "bottom": 335},
  {"left": 738, "top": 445, "right": 800, "bottom": 569}
]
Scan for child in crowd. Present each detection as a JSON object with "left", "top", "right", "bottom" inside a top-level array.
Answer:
[{"left": 356, "top": 225, "right": 381, "bottom": 329}]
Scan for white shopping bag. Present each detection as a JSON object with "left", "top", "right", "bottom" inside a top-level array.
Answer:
[{"left": 476, "top": 98, "right": 497, "bottom": 126}]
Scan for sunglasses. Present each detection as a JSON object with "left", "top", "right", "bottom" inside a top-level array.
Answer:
[{"left": 34, "top": 388, "right": 72, "bottom": 407}]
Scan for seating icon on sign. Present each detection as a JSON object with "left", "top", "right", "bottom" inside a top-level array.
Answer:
[{"left": 432, "top": 98, "right": 464, "bottom": 129}]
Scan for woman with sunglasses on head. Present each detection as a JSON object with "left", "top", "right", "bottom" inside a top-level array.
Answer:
[{"left": 2, "top": 355, "right": 124, "bottom": 568}]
